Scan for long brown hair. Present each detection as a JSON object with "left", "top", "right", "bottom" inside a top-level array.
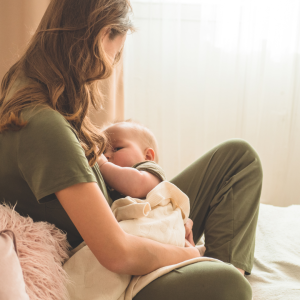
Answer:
[{"left": 0, "top": 0, "right": 134, "bottom": 166}]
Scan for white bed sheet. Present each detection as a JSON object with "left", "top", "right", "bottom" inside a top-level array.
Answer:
[{"left": 247, "top": 203, "right": 300, "bottom": 300}]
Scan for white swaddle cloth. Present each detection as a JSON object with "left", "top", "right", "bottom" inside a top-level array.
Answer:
[
  {"left": 111, "top": 181, "right": 190, "bottom": 247},
  {"left": 63, "top": 181, "right": 221, "bottom": 300}
]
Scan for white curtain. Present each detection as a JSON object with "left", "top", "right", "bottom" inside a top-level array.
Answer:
[{"left": 124, "top": 0, "right": 300, "bottom": 206}]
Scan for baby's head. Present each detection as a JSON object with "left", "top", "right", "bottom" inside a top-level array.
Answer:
[{"left": 103, "top": 120, "right": 159, "bottom": 167}]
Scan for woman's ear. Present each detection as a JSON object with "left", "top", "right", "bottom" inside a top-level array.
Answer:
[{"left": 144, "top": 148, "right": 155, "bottom": 161}]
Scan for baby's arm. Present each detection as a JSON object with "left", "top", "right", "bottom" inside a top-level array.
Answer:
[{"left": 97, "top": 155, "right": 161, "bottom": 198}]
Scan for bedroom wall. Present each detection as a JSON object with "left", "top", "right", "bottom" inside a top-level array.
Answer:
[
  {"left": 0, "top": 0, "right": 124, "bottom": 127},
  {"left": 0, "top": 0, "right": 50, "bottom": 81}
]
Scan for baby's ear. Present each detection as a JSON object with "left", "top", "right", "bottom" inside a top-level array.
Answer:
[{"left": 144, "top": 148, "right": 155, "bottom": 161}]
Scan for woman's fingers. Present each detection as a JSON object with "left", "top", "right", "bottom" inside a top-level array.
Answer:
[
  {"left": 185, "top": 239, "right": 193, "bottom": 247},
  {"left": 184, "top": 218, "right": 195, "bottom": 246},
  {"left": 185, "top": 239, "right": 200, "bottom": 258},
  {"left": 184, "top": 218, "right": 194, "bottom": 242},
  {"left": 184, "top": 218, "right": 193, "bottom": 233},
  {"left": 186, "top": 231, "right": 195, "bottom": 246}
]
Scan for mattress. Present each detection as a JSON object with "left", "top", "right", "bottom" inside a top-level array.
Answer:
[{"left": 247, "top": 203, "right": 300, "bottom": 300}]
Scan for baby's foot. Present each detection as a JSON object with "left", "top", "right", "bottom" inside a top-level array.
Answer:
[{"left": 196, "top": 245, "right": 206, "bottom": 256}]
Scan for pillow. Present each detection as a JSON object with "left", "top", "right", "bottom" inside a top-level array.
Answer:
[
  {"left": 0, "top": 204, "right": 71, "bottom": 300},
  {"left": 0, "top": 230, "right": 30, "bottom": 300}
]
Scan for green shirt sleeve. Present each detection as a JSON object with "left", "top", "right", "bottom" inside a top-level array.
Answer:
[
  {"left": 108, "top": 161, "right": 167, "bottom": 201},
  {"left": 18, "top": 107, "right": 97, "bottom": 202},
  {"left": 132, "top": 161, "right": 167, "bottom": 181}
]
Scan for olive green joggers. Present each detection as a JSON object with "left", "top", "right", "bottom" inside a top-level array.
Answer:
[{"left": 134, "top": 139, "right": 263, "bottom": 300}]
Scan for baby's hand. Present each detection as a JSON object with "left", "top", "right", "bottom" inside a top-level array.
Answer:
[{"left": 97, "top": 154, "right": 108, "bottom": 169}]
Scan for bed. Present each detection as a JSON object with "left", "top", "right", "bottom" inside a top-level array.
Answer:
[{"left": 246, "top": 203, "right": 300, "bottom": 300}]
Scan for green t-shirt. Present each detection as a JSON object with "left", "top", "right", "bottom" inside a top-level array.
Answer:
[
  {"left": 107, "top": 161, "right": 167, "bottom": 201},
  {"left": 0, "top": 105, "right": 111, "bottom": 248}
]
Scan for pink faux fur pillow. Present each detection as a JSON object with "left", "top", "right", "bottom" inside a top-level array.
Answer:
[{"left": 0, "top": 204, "right": 71, "bottom": 300}]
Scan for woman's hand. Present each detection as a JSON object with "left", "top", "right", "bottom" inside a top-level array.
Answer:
[
  {"left": 185, "top": 239, "right": 200, "bottom": 258},
  {"left": 184, "top": 239, "right": 194, "bottom": 248},
  {"left": 185, "top": 218, "right": 195, "bottom": 246}
]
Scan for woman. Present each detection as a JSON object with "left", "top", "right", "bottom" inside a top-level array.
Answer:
[{"left": 0, "top": 0, "right": 262, "bottom": 299}]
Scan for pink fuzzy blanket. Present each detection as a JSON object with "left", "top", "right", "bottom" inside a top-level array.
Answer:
[{"left": 0, "top": 204, "right": 71, "bottom": 300}]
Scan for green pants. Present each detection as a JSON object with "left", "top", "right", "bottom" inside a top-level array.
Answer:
[{"left": 134, "top": 139, "right": 262, "bottom": 300}]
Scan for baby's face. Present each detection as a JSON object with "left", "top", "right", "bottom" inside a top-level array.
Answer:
[{"left": 104, "top": 125, "right": 146, "bottom": 167}]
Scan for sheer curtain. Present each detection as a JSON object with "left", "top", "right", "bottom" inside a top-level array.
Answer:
[{"left": 124, "top": 0, "right": 300, "bottom": 206}]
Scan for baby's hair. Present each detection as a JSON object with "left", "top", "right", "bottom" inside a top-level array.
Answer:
[{"left": 104, "top": 119, "right": 159, "bottom": 163}]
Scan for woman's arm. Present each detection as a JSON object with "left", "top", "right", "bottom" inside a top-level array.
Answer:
[
  {"left": 98, "top": 155, "right": 160, "bottom": 198},
  {"left": 56, "top": 182, "right": 199, "bottom": 275}
]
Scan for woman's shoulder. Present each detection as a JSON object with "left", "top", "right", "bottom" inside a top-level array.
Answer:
[
  {"left": 4, "top": 75, "right": 31, "bottom": 103},
  {"left": 21, "top": 105, "right": 74, "bottom": 134},
  {"left": 22, "top": 105, "right": 67, "bottom": 124},
  {"left": 4, "top": 75, "right": 69, "bottom": 127},
  {"left": 17, "top": 105, "right": 81, "bottom": 150}
]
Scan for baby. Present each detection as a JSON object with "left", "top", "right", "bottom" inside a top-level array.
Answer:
[
  {"left": 97, "top": 120, "right": 206, "bottom": 255},
  {"left": 97, "top": 120, "right": 166, "bottom": 201}
]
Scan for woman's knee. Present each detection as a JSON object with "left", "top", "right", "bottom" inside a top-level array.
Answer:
[
  {"left": 197, "top": 262, "right": 252, "bottom": 300},
  {"left": 220, "top": 138, "right": 257, "bottom": 158},
  {"left": 218, "top": 139, "right": 263, "bottom": 180},
  {"left": 215, "top": 263, "right": 253, "bottom": 300},
  {"left": 134, "top": 261, "right": 252, "bottom": 300}
]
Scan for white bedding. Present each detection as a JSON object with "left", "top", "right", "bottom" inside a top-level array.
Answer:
[{"left": 247, "top": 203, "right": 300, "bottom": 300}]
